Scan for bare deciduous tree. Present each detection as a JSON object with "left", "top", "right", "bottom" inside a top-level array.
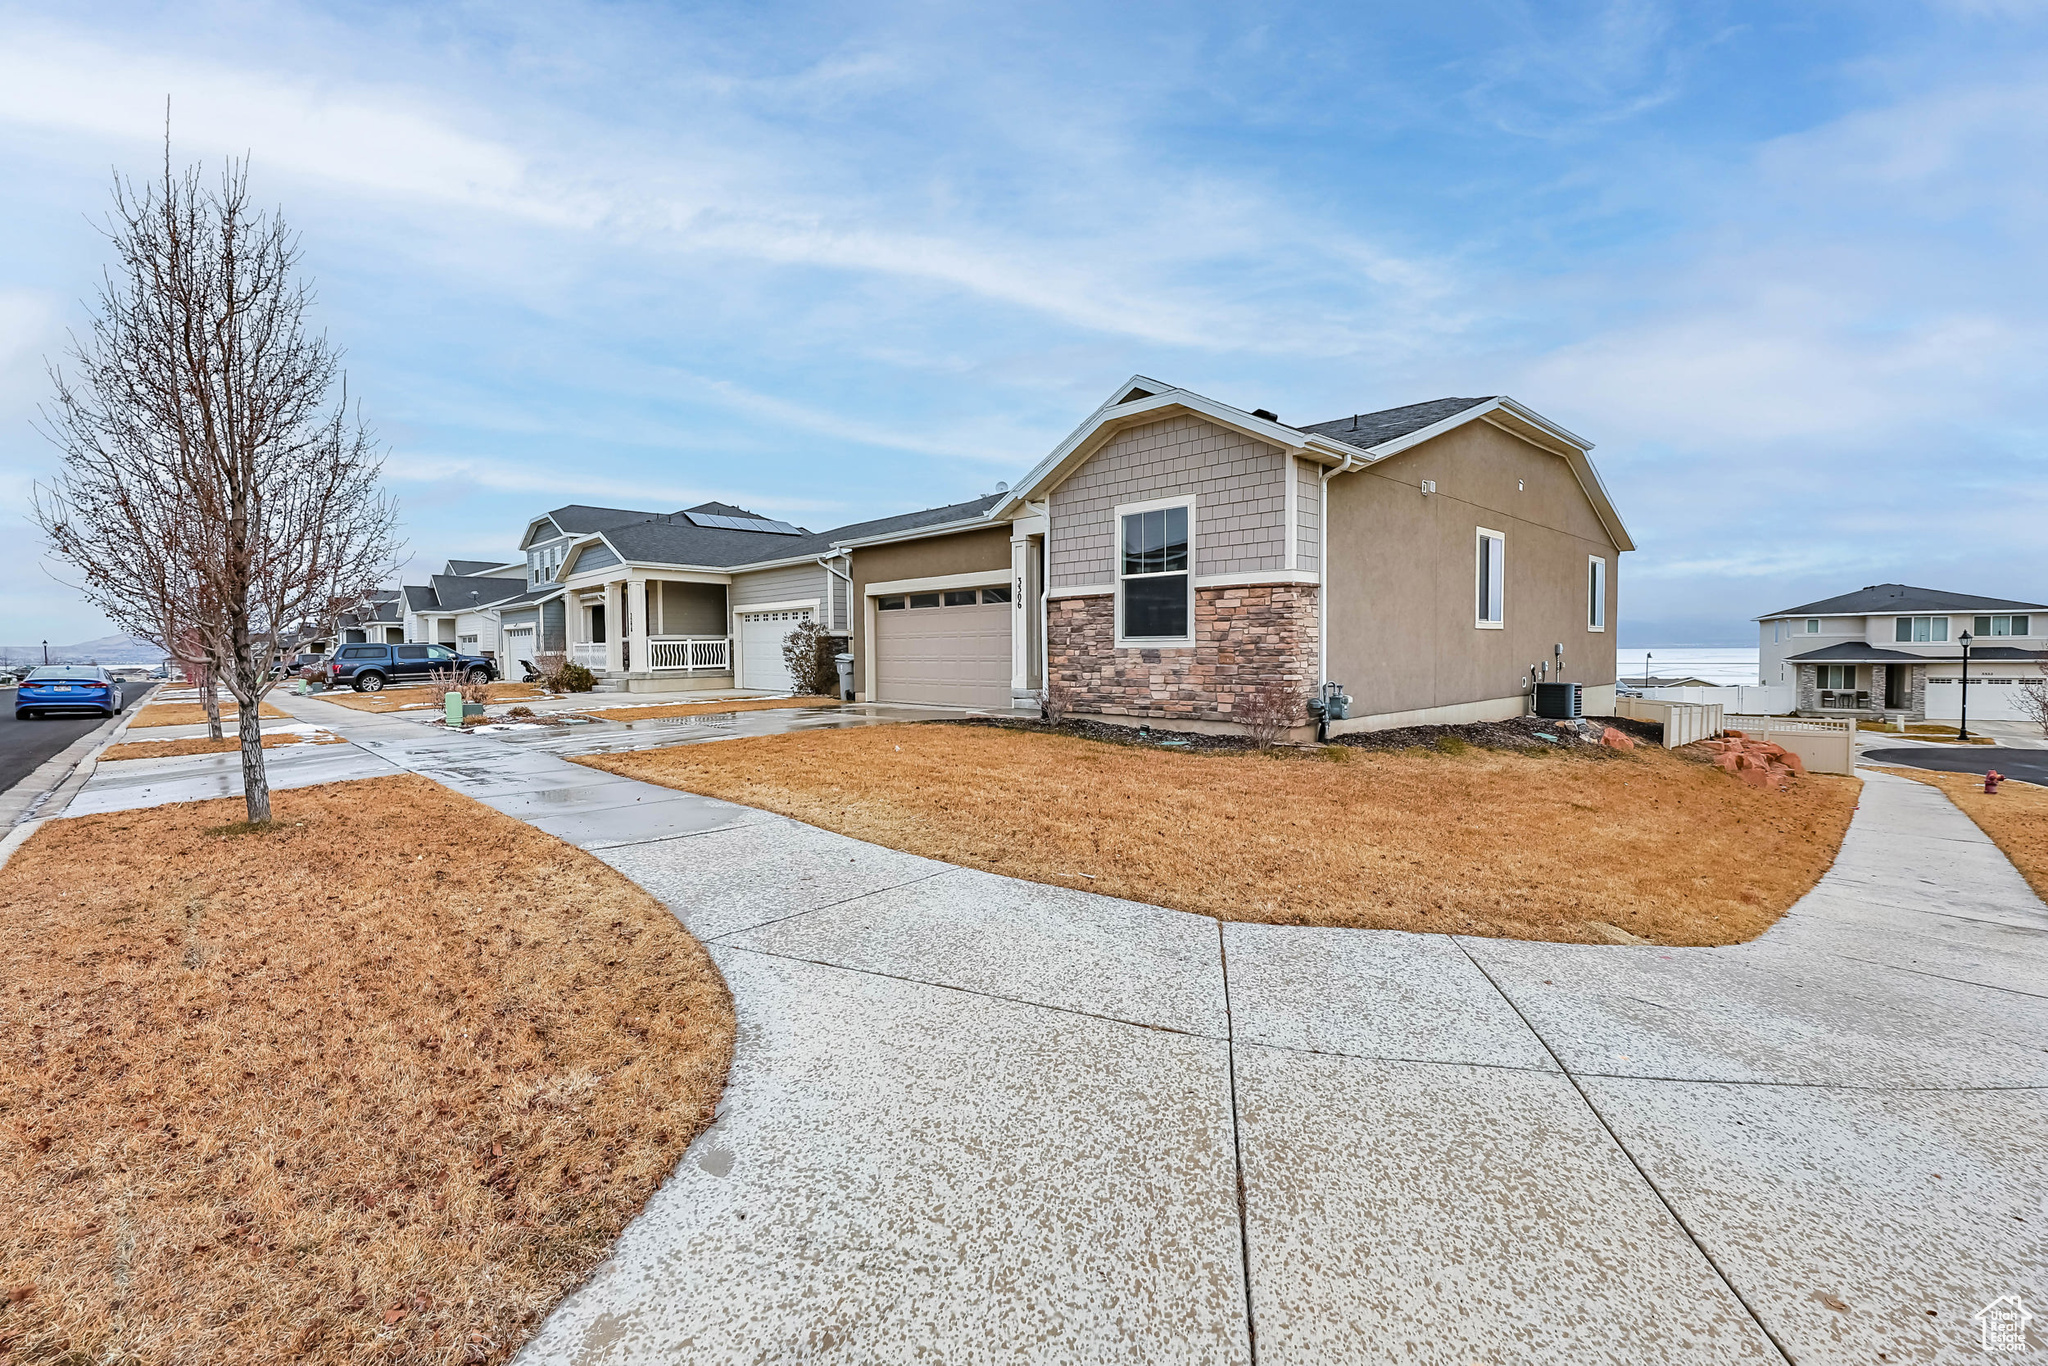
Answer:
[
  {"left": 2015, "top": 678, "right": 2048, "bottom": 738},
  {"left": 35, "top": 147, "right": 399, "bottom": 822}
]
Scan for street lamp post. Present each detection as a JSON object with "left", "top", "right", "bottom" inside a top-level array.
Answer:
[{"left": 1958, "top": 630, "right": 1973, "bottom": 741}]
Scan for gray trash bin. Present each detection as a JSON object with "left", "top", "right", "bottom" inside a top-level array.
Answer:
[{"left": 834, "top": 652, "right": 854, "bottom": 701}]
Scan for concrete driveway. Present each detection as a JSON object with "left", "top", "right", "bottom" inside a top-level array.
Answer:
[{"left": 52, "top": 695, "right": 2048, "bottom": 1363}]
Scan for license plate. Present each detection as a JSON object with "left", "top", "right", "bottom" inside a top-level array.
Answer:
[{"left": 53, "top": 685, "right": 73, "bottom": 692}]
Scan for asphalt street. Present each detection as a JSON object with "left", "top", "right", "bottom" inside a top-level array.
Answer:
[
  {"left": 0, "top": 683, "right": 140, "bottom": 797},
  {"left": 1864, "top": 745, "right": 2048, "bottom": 785}
]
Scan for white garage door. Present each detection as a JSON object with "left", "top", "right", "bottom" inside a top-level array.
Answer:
[
  {"left": 1924, "top": 676, "right": 2040, "bottom": 722},
  {"left": 875, "top": 589, "right": 1012, "bottom": 709},
  {"left": 502, "top": 625, "right": 536, "bottom": 673},
  {"left": 739, "top": 609, "right": 812, "bottom": 692}
]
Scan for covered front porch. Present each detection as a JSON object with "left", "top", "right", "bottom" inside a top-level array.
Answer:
[
  {"left": 566, "top": 572, "right": 737, "bottom": 693},
  {"left": 1790, "top": 644, "right": 1925, "bottom": 718}
]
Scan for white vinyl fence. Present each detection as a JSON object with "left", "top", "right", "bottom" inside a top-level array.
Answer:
[
  {"left": 1724, "top": 714, "right": 1856, "bottom": 775},
  {"left": 1631, "top": 684, "right": 1794, "bottom": 714},
  {"left": 1614, "top": 698, "right": 1724, "bottom": 748}
]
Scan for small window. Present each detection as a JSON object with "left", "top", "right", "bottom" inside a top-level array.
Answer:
[
  {"left": 981, "top": 585, "right": 1012, "bottom": 604},
  {"left": 908, "top": 593, "right": 942, "bottom": 609},
  {"left": 943, "top": 589, "right": 978, "bottom": 606},
  {"left": 1587, "top": 557, "right": 1606, "bottom": 631},
  {"left": 877, "top": 596, "right": 907, "bottom": 611},
  {"left": 1476, "top": 529, "right": 1505, "bottom": 627},
  {"left": 341, "top": 646, "right": 381, "bottom": 660},
  {"left": 1806, "top": 619, "right": 1820, "bottom": 633},
  {"left": 394, "top": 645, "right": 429, "bottom": 660}
]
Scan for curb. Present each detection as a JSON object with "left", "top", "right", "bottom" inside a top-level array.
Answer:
[{"left": 0, "top": 683, "right": 160, "bottom": 827}]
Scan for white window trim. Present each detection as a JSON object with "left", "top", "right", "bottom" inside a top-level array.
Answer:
[
  {"left": 1805, "top": 619, "right": 1821, "bottom": 633},
  {"left": 1114, "top": 494, "right": 1196, "bottom": 649},
  {"left": 1475, "top": 526, "right": 1506, "bottom": 630},
  {"left": 1587, "top": 555, "right": 1607, "bottom": 632}
]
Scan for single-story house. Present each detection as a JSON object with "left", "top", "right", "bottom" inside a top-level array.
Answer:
[
  {"left": 842, "top": 376, "right": 1631, "bottom": 734},
  {"left": 1758, "top": 584, "right": 2046, "bottom": 720},
  {"left": 403, "top": 559, "right": 529, "bottom": 657}
]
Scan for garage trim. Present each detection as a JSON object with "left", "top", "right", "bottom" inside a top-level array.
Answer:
[
  {"left": 734, "top": 598, "right": 821, "bottom": 693},
  {"left": 865, "top": 570, "right": 1010, "bottom": 598}
]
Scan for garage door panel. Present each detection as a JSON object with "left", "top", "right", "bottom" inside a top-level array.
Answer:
[
  {"left": 740, "top": 609, "right": 811, "bottom": 692},
  {"left": 876, "top": 602, "right": 1011, "bottom": 709}
]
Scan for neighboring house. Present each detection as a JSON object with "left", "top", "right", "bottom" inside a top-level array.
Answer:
[
  {"left": 503, "top": 499, "right": 1000, "bottom": 693},
  {"left": 847, "top": 376, "right": 1631, "bottom": 734},
  {"left": 1758, "top": 583, "right": 2046, "bottom": 720},
  {"left": 1623, "top": 674, "right": 1721, "bottom": 689},
  {"left": 403, "top": 559, "right": 528, "bottom": 658}
]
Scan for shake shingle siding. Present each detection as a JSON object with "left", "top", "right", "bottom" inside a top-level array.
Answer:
[
  {"left": 1048, "top": 416, "right": 1287, "bottom": 588},
  {"left": 1294, "top": 456, "right": 1320, "bottom": 574}
]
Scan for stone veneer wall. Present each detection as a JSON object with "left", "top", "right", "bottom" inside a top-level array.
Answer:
[{"left": 1048, "top": 584, "right": 1318, "bottom": 723}]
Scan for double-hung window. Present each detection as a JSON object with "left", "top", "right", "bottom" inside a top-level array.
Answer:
[
  {"left": 1974, "top": 614, "right": 2030, "bottom": 637},
  {"left": 1587, "top": 556, "right": 1606, "bottom": 631},
  {"left": 1118, "top": 500, "right": 1191, "bottom": 642},
  {"left": 1893, "top": 615, "right": 1949, "bottom": 643},
  {"left": 1475, "top": 529, "right": 1505, "bottom": 628}
]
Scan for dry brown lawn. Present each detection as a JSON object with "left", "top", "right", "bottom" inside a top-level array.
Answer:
[
  {"left": 100, "top": 732, "right": 344, "bottom": 762},
  {"left": 574, "top": 724, "right": 1861, "bottom": 945},
  {"left": 1881, "top": 768, "right": 2048, "bottom": 902},
  {"left": 0, "top": 774, "right": 733, "bottom": 1366},
  {"left": 130, "top": 700, "right": 293, "bottom": 729},
  {"left": 578, "top": 695, "right": 840, "bottom": 723},
  {"left": 311, "top": 682, "right": 548, "bottom": 713}
]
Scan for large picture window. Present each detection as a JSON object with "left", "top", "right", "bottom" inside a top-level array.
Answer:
[
  {"left": 1119, "top": 503, "right": 1191, "bottom": 641},
  {"left": 1476, "top": 528, "right": 1505, "bottom": 628}
]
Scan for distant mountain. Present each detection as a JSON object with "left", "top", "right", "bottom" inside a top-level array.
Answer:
[{"left": 0, "top": 635, "right": 165, "bottom": 665}]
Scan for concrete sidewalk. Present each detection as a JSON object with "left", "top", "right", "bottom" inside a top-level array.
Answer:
[{"left": 50, "top": 693, "right": 2048, "bottom": 1363}]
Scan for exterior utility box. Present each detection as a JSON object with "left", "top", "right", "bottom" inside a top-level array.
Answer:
[{"left": 1534, "top": 681, "right": 1584, "bottom": 719}]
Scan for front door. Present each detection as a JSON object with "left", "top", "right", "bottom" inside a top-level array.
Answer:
[{"left": 1886, "top": 665, "right": 1909, "bottom": 710}]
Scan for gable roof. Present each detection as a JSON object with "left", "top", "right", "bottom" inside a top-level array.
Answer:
[
  {"left": 444, "top": 558, "right": 510, "bottom": 576},
  {"left": 1761, "top": 584, "right": 2048, "bottom": 619},
  {"left": 406, "top": 575, "right": 529, "bottom": 613},
  {"left": 995, "top": 377, "right": 1632, "bottom": 552}
]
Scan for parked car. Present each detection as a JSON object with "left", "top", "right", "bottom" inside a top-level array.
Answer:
[
  {"left": 325, "top": 643, "right": 495, "bottom": 692},
  {"left": 274, "top": 651, "right": 328, "bottom": 681},
  {"left": 15, "top": 665, "right": 125, "bottom": 718}
]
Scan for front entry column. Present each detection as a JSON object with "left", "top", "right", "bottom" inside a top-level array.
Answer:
[
  {"left": 627, "top": 577, "right": 649, "bottom": 673},
  {"left": 604, "top": 580, "right": 625, "bottom": 674}
]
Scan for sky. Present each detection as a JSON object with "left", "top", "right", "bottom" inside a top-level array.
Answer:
[{"left": 2, "top": 0, "right": 2044, "bottom": 648}]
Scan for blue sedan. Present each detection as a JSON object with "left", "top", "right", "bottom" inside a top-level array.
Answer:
[{"left": 15, "top": 666, "right": 126, "bottom": 719}]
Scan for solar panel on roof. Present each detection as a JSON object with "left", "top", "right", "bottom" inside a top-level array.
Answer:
[{"left": 682, "top": 511, "right": 801, "bottom": 535}]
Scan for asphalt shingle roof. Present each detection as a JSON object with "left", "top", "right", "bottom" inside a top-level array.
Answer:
[
  {"left": 428, "top": 574, "right": 526, "bottom": 610},
  {"left": 1762, "top": 584, "right": 2048, "bottom": 618},
  {"left": 1295, "top": 398, "right": 1498, "bottom": 450},
  {"left": 445, "top": 558, "right": 511, "bottom": 576}
]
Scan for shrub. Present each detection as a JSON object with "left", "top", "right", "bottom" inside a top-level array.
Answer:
[
  {"left": 780, "top": 621, "right": 842, "bottom": 697},
  {"left": 427, "top": 667, "right": 492, "bottom": 704},
  {"left": 507, "top": 705, "right": 535, "bottom": 718},
  {"left": 1235, "top": 681, "right": 1304, "bottom": 748},
  {"left": 527, "top": 654, "right": 595, "bottom": 693},
  {"left": 1039, "top": 678, "right": 1074, "bottom": 726},
  {"left": 2016, "top": 680, "right": 2048, "bottom": 738}
]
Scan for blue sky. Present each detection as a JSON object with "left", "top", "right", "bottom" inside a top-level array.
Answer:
[{"left": 2, "top": 0, "right": 2044, "bottom": 646}]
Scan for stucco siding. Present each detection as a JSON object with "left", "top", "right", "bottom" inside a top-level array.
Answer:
[
  {"left": 1048, "top": 415, "right": 1289, "bottom": 588},
  {"left": 849, "top": 526, "right": 1016, "bottom": 677},
  {"left": 1325, "top": 421, "right": 1621, "bottom": 719}
]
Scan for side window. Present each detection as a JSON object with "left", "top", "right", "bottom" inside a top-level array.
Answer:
[
  {"left": 1587, "top": 556, "right": 1606, "bottom": 631},
  {"left": 1118, "top": 502, "right": 1192, "bottom": 641},
  {"left": 394, "top": 645, "right": 429, "bottom": 661},
  {"left": 1806, "top": 619, "right": 1820, "bottom": 633},
  {"left": 1896, "top": 618, "right": 1913, "bottom": 642},
  {"left": 1475, "top": 529, "right": 1505, "bottom": 627}
]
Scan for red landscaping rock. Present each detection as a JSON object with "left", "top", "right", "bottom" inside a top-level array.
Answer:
[{"left": 1601, "top": 727, "right": 1636, "bottom": 752}]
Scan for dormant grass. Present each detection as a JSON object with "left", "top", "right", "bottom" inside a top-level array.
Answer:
[
  {"left": 576, "top": 724, "right": 1861, "bottom": 946},
  {"left": 129, "top": 700, "right": 292, "bottom": 729},
  {"left": 0, "top": 774, "right": 731, "bottom": 1365}
]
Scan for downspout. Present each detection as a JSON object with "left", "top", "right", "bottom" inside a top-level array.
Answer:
[
  {"left": 1317, "top": 450, "right": 1360, "bottom": 739},
  {"left": 816, "top": 552, "right": 853, "bottom": 633}
]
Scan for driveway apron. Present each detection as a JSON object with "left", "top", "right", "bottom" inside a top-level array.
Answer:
[{"left": 58, "top": 696, "right": 2048, "bottom": 1363}]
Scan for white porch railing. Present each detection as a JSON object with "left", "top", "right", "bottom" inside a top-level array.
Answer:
[
  {"left": 645, "top": 636, "right": 731, "bottom": 672},
  {"left": 571, "top": 642, "right": 607, "bottom": 668}
]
